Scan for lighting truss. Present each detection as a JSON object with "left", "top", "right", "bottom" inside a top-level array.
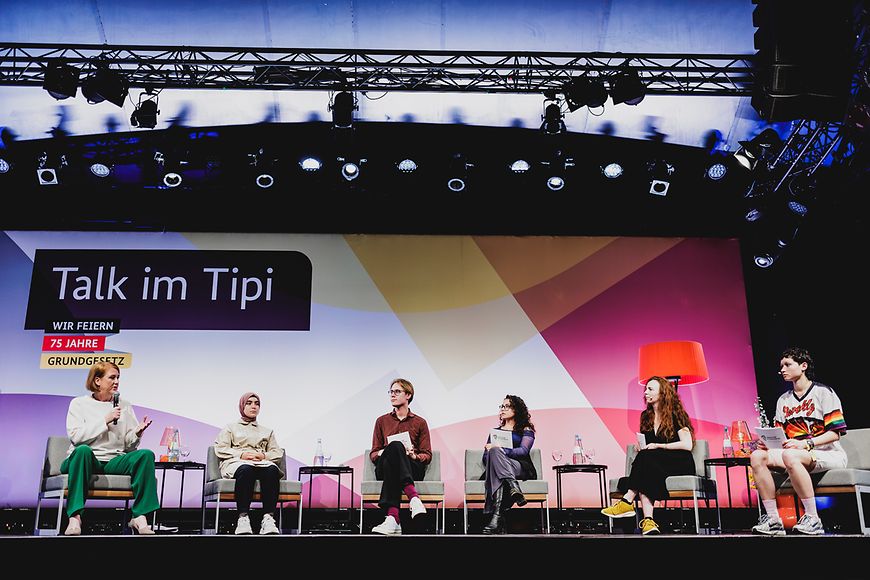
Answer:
[
  {"left": 0, "top": 43, "right": 753, "bottom": 96},
  {"left": 766, "top": 120, "right": 843, "bottom": 195}
]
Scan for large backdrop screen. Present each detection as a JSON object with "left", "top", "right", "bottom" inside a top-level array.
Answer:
[{"left": 0, "top": 231, "right": 759, "bottom": 508}]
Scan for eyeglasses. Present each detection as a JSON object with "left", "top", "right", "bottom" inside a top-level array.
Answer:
[
  {"left": 498, "top": 404, "right": 513, "bottom": 410},
  {"left": 388, "top": 389, "right": 405, "bottom": 395}
]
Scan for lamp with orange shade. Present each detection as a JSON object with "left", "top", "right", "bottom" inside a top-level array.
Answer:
[{"left": 637, "top": 340, "right": 709, "bottom": 389}]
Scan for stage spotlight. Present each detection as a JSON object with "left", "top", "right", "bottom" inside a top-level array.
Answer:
[
  {"left": 330, "top": 91, "right": 357, "bottom": 129},
  {"left": 397, "top": 159, "right": 418, "bottom": 173},
  {"left": 733, "top": 128, "right": 782, "bottom": 171},
  {"left": 89, "top": 163, "right": 112, "bottom": 178},
  {"left": 81, "top": 68, "right": 129, "bottom": 107},
  {"left": 447, "top": 177, "right": 466, "bottom": 192},
  {"left": 36, "top": 151, "right": 67, "bottom": 185},
  {"left": 609, "top": 68, "right": 646, "bottom": 106},
  {"left": 785, "top": 173, "right": 817, "bottom": 217},
  {"left": 706, "top": 162, "right": 728, "bottom": 180},
  {"left": 446, "top": 153, "right": 471, "bottom": 191},
  {"left": 300, "top": 157, "right": 322, "bottom": 172},
  {"left": 37, "top": 169, "right": 58, "bottom": 185},
  {"left": 341, "top": 161, "right": 360, "bottom": 181},
  {"left": 162, "top": 172, "right": 182, "bottom": 187},
  {"left": 602, "top": 162, "right": 623, "bottom": 179},
  {"left": 0, "top": 158, "right": 10, "bottom": 174},
  {"left": 564, "top": 76, "right": 608, "bottom": 111},
  {"left": 130, "top": 93, "right": 160, "bottom": 129},
  {"left": 546, "top": 176, "right": 565, "bottom": 191},
  {"left": 43, "top": 60, "right": 79, "bottom": 100},
  {"left": 510, "top": 159, "right": 531, "bottom": 173},
  {"left": 255, "top": 174, "right": 274, "bottom": 188},
  {"left": 744, "top": 208, "right": 764, "bottom": 222},
  {"left": 754, "top": 253, "right": 777, "bottom": 268},
  {"left": 647, "top": 160, "right": 674, "bottom": 195},
  {"left": 541, "top": 102, "right": 566, "bottom": 135}
]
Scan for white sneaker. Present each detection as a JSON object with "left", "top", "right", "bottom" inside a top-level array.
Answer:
[
  {"left": 793, "top": 513, "right": 824, "bottom": 535},
  {"left": 259, "top": 513, "right": 280, "bottom": 535},
  {"left": 234, "top": 514, "right": 253, "bottom": 535},
  {"left": 409, "top": 496, "right": 426, "bottom": 519},
  {"left": 371, "top": 515, "right": 402, "bottom": 535}
]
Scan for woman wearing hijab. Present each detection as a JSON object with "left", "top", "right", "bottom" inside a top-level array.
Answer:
[{"left": 214, "top": 392, "right": 285, "bottom": 534}]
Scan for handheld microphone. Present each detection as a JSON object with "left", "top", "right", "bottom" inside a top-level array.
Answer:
[{"left": 112, "top": 392, "right": 120, "bottom": 425}]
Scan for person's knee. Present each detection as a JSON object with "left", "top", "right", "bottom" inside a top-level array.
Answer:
[
  {"left": 485, "top": 447, "right": 505, "bottom": 459},
  {"left": 781, "top": 450, "right": 804, "bottom": 470},
  {"left": 70, "top": 444, "right": 94, "bottom": 458}
]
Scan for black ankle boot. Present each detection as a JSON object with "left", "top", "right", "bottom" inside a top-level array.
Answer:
[
  {"left": 504, "top": 478, "right": 527, "bottom": 507},
  {"left": 482, "top": 485, "right": 506, "bottom": 534}
]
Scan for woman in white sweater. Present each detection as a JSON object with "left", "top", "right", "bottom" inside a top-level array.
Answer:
[{"left": 61, "top": 361, "right": 158, "bottom": 535}]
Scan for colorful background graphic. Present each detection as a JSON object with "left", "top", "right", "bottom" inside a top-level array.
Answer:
[{"left": 0, "top": 231, "right": 759, "bottom": 510}]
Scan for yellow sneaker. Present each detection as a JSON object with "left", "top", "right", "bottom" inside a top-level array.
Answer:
[
  {"left": 601, "top": 500, "right": 636, "bottom": 518},
  {"left": 640, "top": 517, "right": 660, "bottom": 535}
]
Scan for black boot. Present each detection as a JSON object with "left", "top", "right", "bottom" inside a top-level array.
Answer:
[
  {"left": 504, "top": 478, "right": 527, "bottom": 507},
  {"left": 482, "top": 484, "right": 506, "bottom": 534}
]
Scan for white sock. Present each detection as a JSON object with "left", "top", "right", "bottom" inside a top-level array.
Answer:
[
  {"left": 801, "top": 497, "right": 818, "bottom": 517},
  {"left": 762, "top": 499, "right": 781, "bottom": 521}
]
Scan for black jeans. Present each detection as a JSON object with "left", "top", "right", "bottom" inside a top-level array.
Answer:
[
  {"left": 233, "top": 463, "right": 281, "bottom": 514},
  {"left": 374, "top": 441, "right": 427, "bottom": 509}
]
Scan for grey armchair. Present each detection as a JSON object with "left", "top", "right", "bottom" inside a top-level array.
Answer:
[
  {"left": 34, "top": 435, "right": 135, "bottom": 535},
  {"left": 359, "top": 448, "right": 445, "bottom": 533},
  {"left": 202, "top": 445, "right": 303, "bottom": 534},
  {"left": 463, "top": 447, "right": 550, "bottom": 534}
]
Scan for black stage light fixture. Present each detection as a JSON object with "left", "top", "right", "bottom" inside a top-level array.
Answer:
[
  {"left": 609, "top": 68, "right": 646, "bottom": 106},
  {"left": 447, "top": 153, "right": 472, "bottom": 192},
  {"left": 43, "top": 60, "right": 80, "bottom": 100},
  {"left": 733, "top": 128, "right": 782, "bottom": 171},
  {"left": 81, "top": 68, "right": 129, "bottom": 107},
  {"left": 541, "top": 102, "right": 566, "bottom": 135},
  {"left": 330, "top": 91, "right": 357, "bottom": 129},
  {"left": 36, "top": 151, "right": 68, "bottom": 185},
  {"left": 130, "top": 92, "right": 160, "bottom": 129},
  {"left": 647, "top": 159, "right": 675, "bottom": 196},
  {"left": 564, "top": 76, "right": 608, "bottom": 111}
]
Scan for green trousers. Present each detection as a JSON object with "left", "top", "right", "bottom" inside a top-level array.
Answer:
[{"left": 60, "top": 444, "right": 160, "bottom": 518}]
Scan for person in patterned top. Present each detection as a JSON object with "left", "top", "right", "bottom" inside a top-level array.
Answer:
[{"left": 750, "top": 347, "right": 848, "bottom": 536}]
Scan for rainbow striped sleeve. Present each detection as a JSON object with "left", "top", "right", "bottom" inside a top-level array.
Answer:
[{"left": 824, "top": 409, "right": 847, "bottom": 432}]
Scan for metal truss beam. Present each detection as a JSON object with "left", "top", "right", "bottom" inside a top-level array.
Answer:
[{"left": 0, "top": 43, "right": 754, "bottom": 96}]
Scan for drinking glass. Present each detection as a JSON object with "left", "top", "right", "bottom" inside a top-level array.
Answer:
[
  {"left": 585, "top": 448, "right": 596, "bottom": 464},
  {"left": 552, "top": 450, "right": 564, "bottom": 465}
]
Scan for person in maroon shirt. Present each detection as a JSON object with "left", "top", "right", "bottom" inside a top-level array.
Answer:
[{"left": 368, "top": 378, "right": 432, "bottom": 535}]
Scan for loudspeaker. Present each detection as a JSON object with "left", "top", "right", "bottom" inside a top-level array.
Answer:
[{"left": 751, "top": 1, "right": 855, "bottom": 122}]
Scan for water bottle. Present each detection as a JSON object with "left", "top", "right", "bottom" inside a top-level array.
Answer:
[
  {"left": 572, "top": 434, "right": 585, "bottom": 465},
  {"left": 722, "top": 426, "right": 733, "bottom": 458},
  {"left": 168, "top": 428, "right": 180, "bottom": 462},
  {"left": 313, "top": 437, "right": 324, "bottom": 467}
]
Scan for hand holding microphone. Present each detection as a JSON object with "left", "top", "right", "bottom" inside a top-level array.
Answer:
[{"left": 112, "top": 392, "right": 120, "bottom": 425}]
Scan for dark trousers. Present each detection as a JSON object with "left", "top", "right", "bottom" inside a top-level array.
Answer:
[
  {"left": 233, "top": 464, "right": 281, "bottom": 514},
  {"left": 374, "top": 441, "right": 426, "bottom": 510}
]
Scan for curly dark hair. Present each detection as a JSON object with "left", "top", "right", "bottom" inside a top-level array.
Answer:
[
  {"left": 501, "top": 394, "right": 535, "bottom": 433},
  {"left": 781, "top": 347, "right": 814, "bottom": 379}
]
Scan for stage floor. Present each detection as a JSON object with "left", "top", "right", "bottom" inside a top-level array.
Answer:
[{"left": 4, "top": 532, "right": 869, "bottom": 576}]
